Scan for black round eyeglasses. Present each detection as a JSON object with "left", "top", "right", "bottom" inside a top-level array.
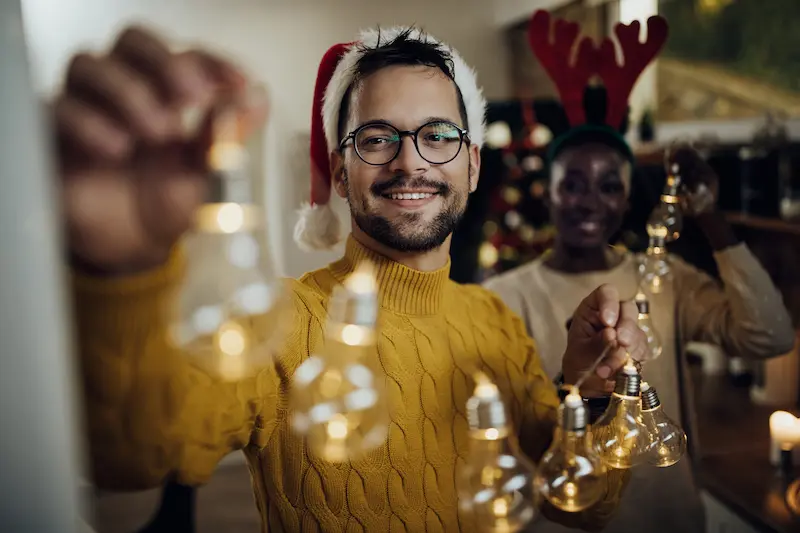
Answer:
[{"left": 339, "top": 120, "right": 470, "bottom": 166}]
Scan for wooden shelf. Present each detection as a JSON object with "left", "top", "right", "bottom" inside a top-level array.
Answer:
[{"left": 724, "top": 212, "right": 800, "bottom": 237}]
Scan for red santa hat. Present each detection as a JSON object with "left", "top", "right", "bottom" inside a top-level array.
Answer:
[{"left": 294, "top": 27, "right": 488, "bottom": 252}]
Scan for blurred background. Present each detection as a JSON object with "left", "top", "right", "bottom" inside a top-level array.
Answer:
[{"left": 2, "top": 0, "right": 799, "bottom": 532}]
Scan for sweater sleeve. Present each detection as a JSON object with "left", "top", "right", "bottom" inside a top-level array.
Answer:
[
  {"left": 499, "top": 302, "right": 629, "bottom": 531},
  {"left": 71, "top": 251, "right": 297, "bottom": 490},
  {"left": 673, "top": 243, "right": 795, "bottom": 359}
]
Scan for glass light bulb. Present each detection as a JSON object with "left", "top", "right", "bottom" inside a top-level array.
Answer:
[
  {"left": 634, "top": 291, "right": 662, "bottom": 361},
  {"left": 289, "top": 261, "right": 388, "bottom": 462},
  {"left": 535, "top": 392, "right": 605, "bottom": 512},
  {"left": 647, "top": 175, "right": 682, "bottom": 242},
  {"left": 639, "top": 236, "right": 671, "bottom": 295},
  {"left": 640, "top": 382, "right": 687, "bottom": 468},
  {"left": 458, "top": 375, "right": 537, "bottom": 533},
  {"left": 591, "top": 363, "right": 651, "bottom": 469},
  {"left": 169, "top": 108, "right": 288, "bottom": 381}
]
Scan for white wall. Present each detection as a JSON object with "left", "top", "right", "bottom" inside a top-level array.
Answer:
[
  {"left": 493, "top": 0, "right": 572, "bottom": 26},
  {"left": 21, "top": 0, "right": 512, "bottom": 278}
]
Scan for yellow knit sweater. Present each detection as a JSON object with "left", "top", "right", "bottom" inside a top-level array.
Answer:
[{"left": 73, "top": 236, "right": 625, "bottom": 532}]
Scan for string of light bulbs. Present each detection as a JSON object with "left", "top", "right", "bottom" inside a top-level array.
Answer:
[{"left": 168, "top": 101, "right": 289, "bottom": 381}]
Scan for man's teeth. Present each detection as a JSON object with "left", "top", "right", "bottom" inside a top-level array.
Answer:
[{"left": 388, "top": 192, "right": 434, "bottom": 200}]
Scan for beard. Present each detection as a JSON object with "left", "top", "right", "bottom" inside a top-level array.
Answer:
[{"left": 344, "top": 170, "right": 469, "bottom": 253}]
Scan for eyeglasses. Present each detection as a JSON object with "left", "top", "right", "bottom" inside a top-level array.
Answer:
[{"left": 339, "top": 120, "right": 470, "bottom": 166}]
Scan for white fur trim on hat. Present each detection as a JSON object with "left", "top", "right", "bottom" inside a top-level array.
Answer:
[
  {"left": 322, "top": 27, "right": 487, "bottom": 154},
  {"left": 294, "top": 202, "right": 342, "bottom": 252}
]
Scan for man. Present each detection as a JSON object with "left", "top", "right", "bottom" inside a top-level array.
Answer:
[{"left": 58, "top": 26, "right": 648, "bottom": 531}]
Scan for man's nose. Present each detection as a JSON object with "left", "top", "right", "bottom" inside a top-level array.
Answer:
[{"left": 388, "top": 136, "right": 430, "bottom": 175}]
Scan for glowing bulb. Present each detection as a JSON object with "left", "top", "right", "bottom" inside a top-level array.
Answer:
[
  {"left": 647, "top": 174, "right": 683, "bottom": 242},
  {"left": 634, "top": 291, "right": 662, "bottom": 361},
  {"left": 591, "top": 362, "right": 651, "bottom": 469},
  {"left": 458, "top": 374, "right": 537, "bottom": 532},
  {"left": 640, "top": 382, "right": 687, "bottom": 467},
  {"left": 169, "top": 105, "right": 288, "bottom": 381},
  {"left": 486, "top": 121, "right": 512, "bottom": 149},
  {"left": 535, "top": 391, "right": 605, "bottom": 512},
  {"left": 639, "top": 235, "right": 671, "bottom": 295},
  {"left": 289, "top": 261, "right": 388, "bottom": 462}
]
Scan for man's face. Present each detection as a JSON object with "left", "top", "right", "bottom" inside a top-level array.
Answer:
[
  {"left": 549, "top": 143, "right": 631, "bottom": 249},
  {"left": 331, "top": 65, "right": 480, "bottom": 253}
]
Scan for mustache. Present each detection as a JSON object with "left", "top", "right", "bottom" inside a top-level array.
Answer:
[{"left": 370, "top": 175, "right": 450, "bottom": 196}]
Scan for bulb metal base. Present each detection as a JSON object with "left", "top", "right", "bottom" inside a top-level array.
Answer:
[
  {"left": 641, "top": 384, "right": 661, "bottom": 410},
  {"left": 559, "top": 394, "right": 587, "bottom": 433},
  {"left": 613, "top": 365, "right": 642, "bottom": 397},
  {"left": 207, "top": 171, "right": 253, "bottom": 204},
  {"left": 329, "top": 279, "right": 378, "bottom": 328},
  {"left": 466, "top": 379, "right": 508, "bottom": 435}
]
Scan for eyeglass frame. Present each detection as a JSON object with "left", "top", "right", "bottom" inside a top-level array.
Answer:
[{"left": 338, "top": 119, "right": 471, "bottom": 166}]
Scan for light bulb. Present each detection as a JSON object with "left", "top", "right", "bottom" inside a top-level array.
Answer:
[
  {"left": 639, "top": 235, "right": 671, "bottom": 295},
  {"left": 646, "top": 173, "right": 682, "bottom": 242},
  {"left": 289, "top": 261, "right": 388, "bottom": 462},
  {"left": 169, "top": 106, "right": 288, "bottom": 381},
  {"left": 591, "top": 362, "right": 651, "bottom": 469},
  {"left": 535, "top": 390, "right": 605, "bottom": 512},
  {"left": 458, "top": 373, "right": 537, "bottom": 533},
  {"left": 634, "top": 291, "right": 662, "bottom": 361},
  {"left": 640, "top": 382, "right": 687, "bottom": 468}
]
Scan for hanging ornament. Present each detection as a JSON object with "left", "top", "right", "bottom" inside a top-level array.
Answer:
[
  {"left": 591, "top": 361, "right": 652, "bottom": 469},
  {"left": 502, "top": 187, "right": 523, "bottom": 206},
  {"left": 639, "top": 236, "right": 671, "bottom": 295},
  {"left": 458, "top": 373, "right": 538, "bottom": 532},
  {"left": 521, "top": 155, "right": 544, "bottom": 172},
  {"left": 535, "top": 389, "right": 605, "bottom": 512},
  {"left": 503, "top": 153, "right": 519, "bottom": 168},
  {"left": 529, "top": 181, "right": 546, "bottom": 199},
  {"left": 640, "top": 382, "right": 687, "bottom": 468},
  {"left": 479, "top": 242, "right": 500, "bottom": 269},
  {"left": 530, "top": 124, "right": 553, "bottom": 147},
  {"left": 647, "top": 166, "right": 683, "bottom": 242},
  {"left": 289, "top": 261, "right": 388, "bottom": 462},
  {"left": 519, "top": 225, "right": 536, "bottom": 244},
  {"left": 486, "top": 121, "right": 513, "bottom": 149},
  {"left": 504, "top": 211, "right": 523, "bottom": 230},
  {"left": 499, "top": 246, "right": 519, "bottom": 262},
  {"left": 483, "top": 221, "right": 500, "bottom": 239}
]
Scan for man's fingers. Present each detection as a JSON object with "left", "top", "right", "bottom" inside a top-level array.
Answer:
[
  {"left": 615, "top": 300, "right": 640, "bottom": 346},
  {"left": 179, "top": 50, "right": 247, "bottom": 94},
  {"left": 65, "top": 53, "right": 173, "bottom": 142},
  {"left": 575, "top": 284, "right": 621, "bottom": 331},
  {"left": 111, "top": 26, "right": 185, "bottom": 103},
  {"left": 596, "top": 344, "right": 628, "bottom": 379},
  {"left": 55, "top": 96, "right": 132, "bottom": 161},
  {"left": 578, "top": 375, "right": 616, "bottom": 398}
]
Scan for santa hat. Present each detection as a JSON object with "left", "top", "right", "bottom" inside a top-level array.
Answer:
[{"left": 294, "top": 27, "right": 488, "bottom": 252}]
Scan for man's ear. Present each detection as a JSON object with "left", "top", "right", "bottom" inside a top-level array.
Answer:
[
  {"left": 468, "top": 143, "right": 481, "bottom": 193},
  {"left": 330, "top": 150, "right": 347, "bottom": 198}
]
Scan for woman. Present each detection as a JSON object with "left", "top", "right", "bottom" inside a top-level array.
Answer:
[{"left": 484, "top": 140, "right": 795, "bottom": 532}]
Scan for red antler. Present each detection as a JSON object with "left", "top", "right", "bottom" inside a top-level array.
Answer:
[
  {"left": 598, "top": 16, "right": 669, "bottom": 128},
  {"left": 528, "top": 10, "right": 599, "bottom": 127}
]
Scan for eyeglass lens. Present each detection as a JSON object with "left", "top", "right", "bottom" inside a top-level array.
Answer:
[{"left": 354, "top": 121, "right": 463, "bottom": 165}]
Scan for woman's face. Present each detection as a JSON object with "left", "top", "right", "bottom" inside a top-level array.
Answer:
[{"left": 549, "top": 143, "right": 631, "bottom": 249}]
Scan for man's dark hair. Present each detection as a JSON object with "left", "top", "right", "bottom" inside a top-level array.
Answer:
[{"left": 336, "top": 27, "right": 469, "bottom": 144}]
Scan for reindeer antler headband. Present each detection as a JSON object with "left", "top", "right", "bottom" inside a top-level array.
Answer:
[{"left": 528, "top": 10, "right": 669, "bottom": 159}]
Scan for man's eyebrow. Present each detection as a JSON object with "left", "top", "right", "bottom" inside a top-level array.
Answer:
[{"left": 354, "top": 116, "right": 463, "bottom": 130}]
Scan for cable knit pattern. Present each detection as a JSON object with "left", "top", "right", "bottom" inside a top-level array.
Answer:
[{"left": 73, "top": 236, "right": 626, "bottom": 532}]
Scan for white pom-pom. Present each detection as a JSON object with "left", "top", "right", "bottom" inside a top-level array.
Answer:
[{"left": 294, "top": 202, "right": 342, "bottom": 251}]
